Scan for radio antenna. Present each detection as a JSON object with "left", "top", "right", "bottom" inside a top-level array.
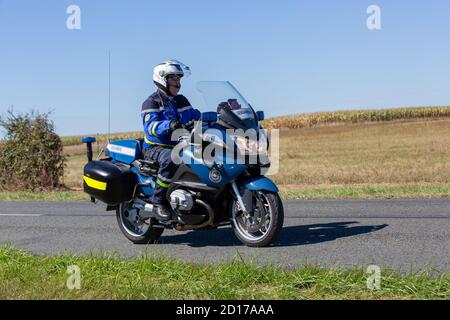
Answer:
[{"left": 108, "top": 50, "right": 111, "bottom": 143}]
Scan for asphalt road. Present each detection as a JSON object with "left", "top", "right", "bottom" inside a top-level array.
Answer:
[{"left": 0, "top": 200, "right": 449, "bottom": 272}]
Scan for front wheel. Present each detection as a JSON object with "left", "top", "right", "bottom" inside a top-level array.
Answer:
[
  {"left": 231, "top": 190, "right": 284, "bottom": 247},
  {"left": 116, "top": 201, "right": 164, "bottom": 244}
]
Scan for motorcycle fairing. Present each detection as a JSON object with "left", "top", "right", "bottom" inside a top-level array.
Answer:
[
  {"left": 240, "top": 176, "right": 279, "bottom": 193},
  {"left": 181, "top": 144, "right": 248, "bottom": 188}
]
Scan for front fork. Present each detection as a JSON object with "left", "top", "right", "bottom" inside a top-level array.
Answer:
[
  {"left": 231, "top": 181, "right": 249, "bottom": 215},
  {"left": 230, "top": 176, "right": 279, "bottom": 221},
  {"left": 230, "top": 181, "right": 256, "bottom": 225}
]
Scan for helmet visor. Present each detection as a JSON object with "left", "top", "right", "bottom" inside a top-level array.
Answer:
[{"left": 168, "top": 60, "right": 191, "bottom": 78}]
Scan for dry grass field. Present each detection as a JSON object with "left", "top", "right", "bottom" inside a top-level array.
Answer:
[
  {"left": 272, "top": 119, "right": 450, "bottom": 186},
  {"left": 60, "top": 106, "right": 450, "bottom": 147},
  {"left": 63, "top": 119, "right": 450, "bottom": 195},
  {"left": 63, "top": 153, "right": 87, "bottom": 189}
]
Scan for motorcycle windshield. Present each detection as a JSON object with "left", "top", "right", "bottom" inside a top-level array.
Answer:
[{"left": 197, "top": 81, "right": 258, "bottom": 130}]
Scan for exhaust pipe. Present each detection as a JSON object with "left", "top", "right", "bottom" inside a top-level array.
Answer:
[
  {"left": 129, "top": 198, "right": 215, "bottom": 231},
  {"left": 131, "top": 199, "right": 156, "bottom": 220}
]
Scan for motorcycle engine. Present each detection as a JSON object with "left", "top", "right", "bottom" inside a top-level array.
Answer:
[{"left": 169, "top": 189, "right": 195, "bottom": 212}]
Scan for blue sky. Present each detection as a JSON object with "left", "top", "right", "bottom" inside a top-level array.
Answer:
[{"left": 1, "top": 0, "right": 449, "bottom": 136}]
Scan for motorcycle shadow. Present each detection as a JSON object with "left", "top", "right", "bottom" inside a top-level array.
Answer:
[{"left": 157, "top": 221, "right": 388, "bottom": 247}]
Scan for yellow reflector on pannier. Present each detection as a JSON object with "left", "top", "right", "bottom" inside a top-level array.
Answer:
[{"left": 83, "top": 176, "right": 107, "bottom": 191}]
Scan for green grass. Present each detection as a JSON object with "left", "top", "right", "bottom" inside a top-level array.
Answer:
[
  {"left": 0, "top": 191, "right": 90, "bottom": 201},
  {"left": 0, "top": 246, "right": 448, "bottom": 300},
  {"left": 1, "top": 184, "right": 449, "bottom": 202},
  {"left": 280, "top": 184, "right": 450, "bottom": 200}
]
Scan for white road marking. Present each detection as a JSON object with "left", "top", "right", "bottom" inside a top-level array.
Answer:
[{"left": 0, "top": 214, "right": 42, "bottom": 217}]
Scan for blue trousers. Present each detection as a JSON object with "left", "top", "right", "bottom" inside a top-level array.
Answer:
[{"left": 143, "top": 146, "right": 178, "bottom": 205}]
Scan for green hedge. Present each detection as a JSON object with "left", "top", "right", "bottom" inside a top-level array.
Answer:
[{"left": 0, "top": 110, "right": 65, "bottom": 191}]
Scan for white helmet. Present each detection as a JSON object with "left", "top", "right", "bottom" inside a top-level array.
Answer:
[{"left": 153, "top": 60, "right": 191, "bottom": 92}]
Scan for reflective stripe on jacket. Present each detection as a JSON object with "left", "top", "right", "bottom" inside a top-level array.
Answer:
[{"left": 141, "top": 90, "right": 201, "bottom": 148}]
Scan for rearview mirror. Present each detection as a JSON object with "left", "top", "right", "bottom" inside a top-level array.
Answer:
[
  {"left": 256, "top": 111, "right": 265, "bottom": 121},
  {"left": 202, "top": 112, "right": 217, "bottom": 123}
]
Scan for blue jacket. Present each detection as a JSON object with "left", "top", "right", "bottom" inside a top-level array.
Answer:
[{"left": 141, "top": 90, "right": 201, "bottom": 148}]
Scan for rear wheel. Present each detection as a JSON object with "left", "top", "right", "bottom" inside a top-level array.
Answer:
[
  {"left": 231, "top": 190, "right": 284, "bottom": 247},
  {"left": 116, "top": 201, "right": 164, "bottom": 244}
]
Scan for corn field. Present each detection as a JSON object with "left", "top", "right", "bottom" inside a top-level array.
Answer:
[
  {"left": 262, "top": 106, "right": 450, "bottom": 129},
  {"left": 62, "top": 131, "right": 143, "bottom": 147}
]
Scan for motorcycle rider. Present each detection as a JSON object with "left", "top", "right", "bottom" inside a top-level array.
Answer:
[{"left": 141, "top": 60, "right": 201, "bottom": 221}]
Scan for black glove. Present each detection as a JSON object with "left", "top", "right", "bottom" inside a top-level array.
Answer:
[
  {"left": 184, "top": 120, "right": 196, "bottom": 131},
  {"left": 169, "top": 120, "right": 182, "bottom": 131}
]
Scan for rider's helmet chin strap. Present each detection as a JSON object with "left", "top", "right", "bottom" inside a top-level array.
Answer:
[
  {"left": 166, "top": 85, "right": 179, "bottom": 97},
  {"left": 166, "top": 78, "right": 181, "bottom": 97}
]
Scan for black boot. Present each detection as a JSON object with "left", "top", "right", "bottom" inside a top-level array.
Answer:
[{"left": 154, "top": 204, "right": 173, "bottom": 221}]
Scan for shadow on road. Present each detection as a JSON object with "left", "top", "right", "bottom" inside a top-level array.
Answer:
[{"left": 157, "top": 221, "right": 388, "bottom": 247}]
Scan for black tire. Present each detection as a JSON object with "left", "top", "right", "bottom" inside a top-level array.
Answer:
[
  {"left": 116, "top": 203, "right": 164, "bottom": 244},
  {"left": 231, "top": 191, "right": 284, "bottom": 247}
]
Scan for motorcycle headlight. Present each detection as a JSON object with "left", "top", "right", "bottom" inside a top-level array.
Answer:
[{"left": 258, "top": 130, "right": 269, "bottom": 153}]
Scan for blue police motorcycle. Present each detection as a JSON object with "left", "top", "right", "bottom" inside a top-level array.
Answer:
[{"left": 83, "top": 81, "right": 283, "bottom": 247}]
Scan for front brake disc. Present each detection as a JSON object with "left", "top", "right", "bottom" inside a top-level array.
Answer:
[{"left": 245, "top": 202, "right": 266, "bottom": 232}]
